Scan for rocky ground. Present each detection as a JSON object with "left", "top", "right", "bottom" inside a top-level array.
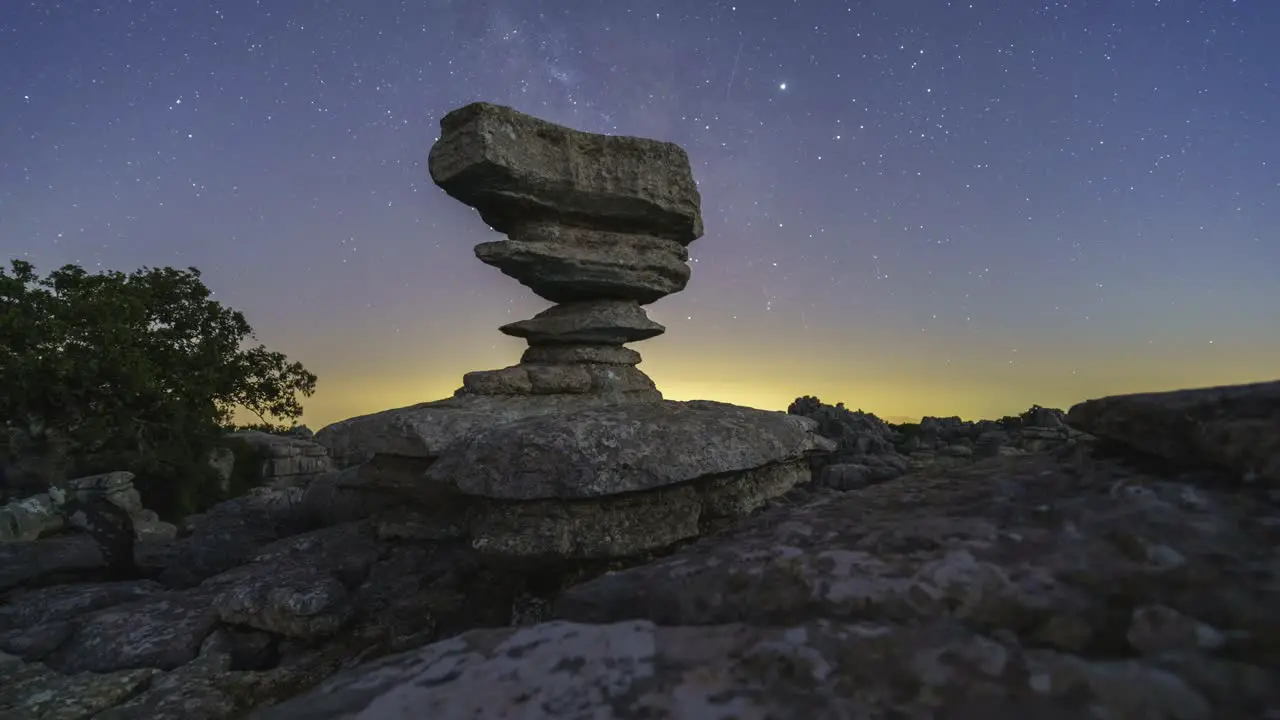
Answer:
[{"left": 0, "top": 380, "right": 1274, "bottom": 719}]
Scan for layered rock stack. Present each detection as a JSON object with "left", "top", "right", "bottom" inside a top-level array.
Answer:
[
  {"left": 313, "top": 102, "right": 831, "bottom": 562},
  {"left": 426, "top": 102, "right": 704, "bottom": 402}
]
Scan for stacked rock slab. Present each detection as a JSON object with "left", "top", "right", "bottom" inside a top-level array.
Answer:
[
  {"left": 312, "top": 102, "right": 832, "bottom": 561},
  {"left": 427, "top": 101, "right": 703, "bottom": 401}
]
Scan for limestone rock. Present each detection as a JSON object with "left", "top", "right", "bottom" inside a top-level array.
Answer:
[
  {"left": 425, "top": 400, "right": 828, "bottom": 500},
  {"left": 206, "top": 446, "right": 237, "bottom": 495},
  {"left": 459, "top": 363, "right": 659, "bottom": 400},
  {"left": 202, "top": 523, "right": 381, "bottom": 640},
  {"left": 0, "top": 619, "right": 74, "bottom": 661},
  {"left": 0, "top": 580, "right": 164, "bottom": 633},
  {"left": 0, "top": 661, "right": 160, "bottom": 720},
  {"left": 818, "top": 462, "right": 873, "bottom": 490},
  {"left": 226, "top": 431, "right": 336, "bottom": 488},
  {"left": 0, "top": 535, "right": 110, "bottom": 592},
  {"left": 410, "top": 103, "right": 702, "bottom": 412},
  {"left": 250, "top": 617, "right": 1236, "bottom": 720},
  {"left": 520, "top": 344, "right": 641, "bottom": 366},
  {"left": 474, "top": 227, "right": 690, "bottom": 304},
  {"left": 46, "top": 592, "right": 220, "bottom": 673},
  {"left": 314, "top": 393, "right": 662, "bottom": 470},
  {"left": 468, "top": 460, "right": 809, "bottom": 560},
  {"left": 66, "top": 471, "right": 144, "bottom": 515},
  {"left": 210, "top": 561, "right": 355, "bottom": 640},
  {"left": 554, "top": 452, "right": 1280, "bottom": 666},
  {"left": 59, "top": 493, "right": 138, "bottom": 580},
  {"left": 427, "top": 102, "right": 704, "bottom": 244},
  {"left": 160, "top": 493, "right": 312, "bottom": 588},
  {"left": 788, "top": 396, "right": 1078, "bottom": 489},
  {"left": 1127, "top": 604, "right": 1226, "bottom": 656},
  {"left": 499, "top": 299, "right": 665, "bottom": 346},
  {"left": 296, "top": 467, "right": 401, "bottom": 529},
  {"left": 1067, "top": 379, "right": 1280, "bottom": 485}
]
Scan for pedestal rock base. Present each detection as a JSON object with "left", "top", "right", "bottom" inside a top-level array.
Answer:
[{"left": 458, "top": 363, "right": 660, "bottom": 400}]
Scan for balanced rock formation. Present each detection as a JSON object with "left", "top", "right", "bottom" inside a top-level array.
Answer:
[
  {"left": 428, "top": 102, "right": 704, "bottom": 402},
  {"left": 314, "top": 102, "right": 830, "bottom": 562}
]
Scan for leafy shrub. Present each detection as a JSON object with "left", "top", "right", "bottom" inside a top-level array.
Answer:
[{"left": 0, "top": 260, "right": 316, "bottom": 517}]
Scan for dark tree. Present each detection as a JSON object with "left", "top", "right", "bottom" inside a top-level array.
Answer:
[{"left": 0, "top": 260, "right": 317, "bottom": 513}]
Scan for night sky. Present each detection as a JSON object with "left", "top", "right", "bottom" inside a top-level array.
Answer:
[{"left": 3, "top": 1, "right": 1277, "bottom": 428}]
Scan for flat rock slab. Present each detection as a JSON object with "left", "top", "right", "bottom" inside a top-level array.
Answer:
[
  {"left": 520, "top": 345, "right": 642, "bottom": 366},
  {"left": 47, "top": 592, "right": 220, "bottom": 673},
  {"left": 475, "top": 229, "right": 690, "bottom": 305},
  {"left": 252, "top": 617, "right": 1260, "bottom": 720},
  {"left": 0, "top": 534, "right": 107, "bottom": 592},
  {"left": 1066, "top": 379, "right": 1280, "bottom": 485},
  {"left": 427, "top": 102, "right": 704, "bottom": 244},
  {"left": 553, "top": 453, "right": 1280, "bottom": 667},
  {"left": 203, "top": 523, "right": 382, "bottom": 640},
  {"left": 313, "top": 393, "right": 663, "bottom": 470},
  {"left": 0, "top": 580, "right": 164, "bottom": 631},
  {"left": 500, "top": 299, "right": 665, "bottom": 345},
  {"left": 0, "top": 661, "right": 160, "bottom": 720},
  {"left": 459, "top": 363, "right": 660, "bottom": 399},
  {"left": 425, "top": 400, "right": 829, "bottom": 500}
]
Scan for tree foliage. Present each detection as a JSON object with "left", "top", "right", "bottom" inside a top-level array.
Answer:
[{"left": 0, "top": 259, "right": 316, "bottom": 511}]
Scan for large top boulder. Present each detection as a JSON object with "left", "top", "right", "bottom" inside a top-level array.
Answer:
[{"left": 427, "top": 102, "right": 704, "bottom": 244}]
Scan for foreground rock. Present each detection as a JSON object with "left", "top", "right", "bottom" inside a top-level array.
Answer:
[
  {"left": 260, "top": 388, "right": 1280, "bottom": 718},
  {"left": 255, "top": 616, "right": 1249, "bottom": 720},
  {"left": 0, "top": 513, "right": 537, "bottom": 719},
  {"left": 788, "top": 396, "right": 1080, "bottom": 491},
  {"left": 8, "top": 379, "right": 1280, "bottom": 717},
  {"left": 1067, "top": 379, "right": 1280, "bottom": 486}
]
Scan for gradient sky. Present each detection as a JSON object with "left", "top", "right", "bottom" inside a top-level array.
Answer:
[{"left": 2, "top": 1, "right": 1277, "bottom": 428}]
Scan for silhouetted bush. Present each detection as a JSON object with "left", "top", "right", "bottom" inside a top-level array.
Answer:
[{"left": 0, "top": 260, "right": 317, "bottom": 517}]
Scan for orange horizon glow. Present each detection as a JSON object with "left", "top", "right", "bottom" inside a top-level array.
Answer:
[{"left": 274, "top": 336, "right": 1279, "bottom": 431}]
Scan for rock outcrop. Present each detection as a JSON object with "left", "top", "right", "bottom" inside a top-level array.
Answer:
[
  {"left": 224, "top": 431, "right": 335, "bottom": 488},
  {"left": 0, "top": 484, "right": 555, "bottom": 719},
  {"left": 2, "top": 391, "right": 1277, "bottom": 718},
  {"left": 314, "top": 102, "right": 830, "bottom": 562},
  {"left": 1067, "top": 379, "right": 1280, "bottom": 486},
  {"left": 255, "top": 378, "right": 1280, "bottom": 720},
  {"left": 787, "top": 397, "right": 1080, "bottom": 491}
]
